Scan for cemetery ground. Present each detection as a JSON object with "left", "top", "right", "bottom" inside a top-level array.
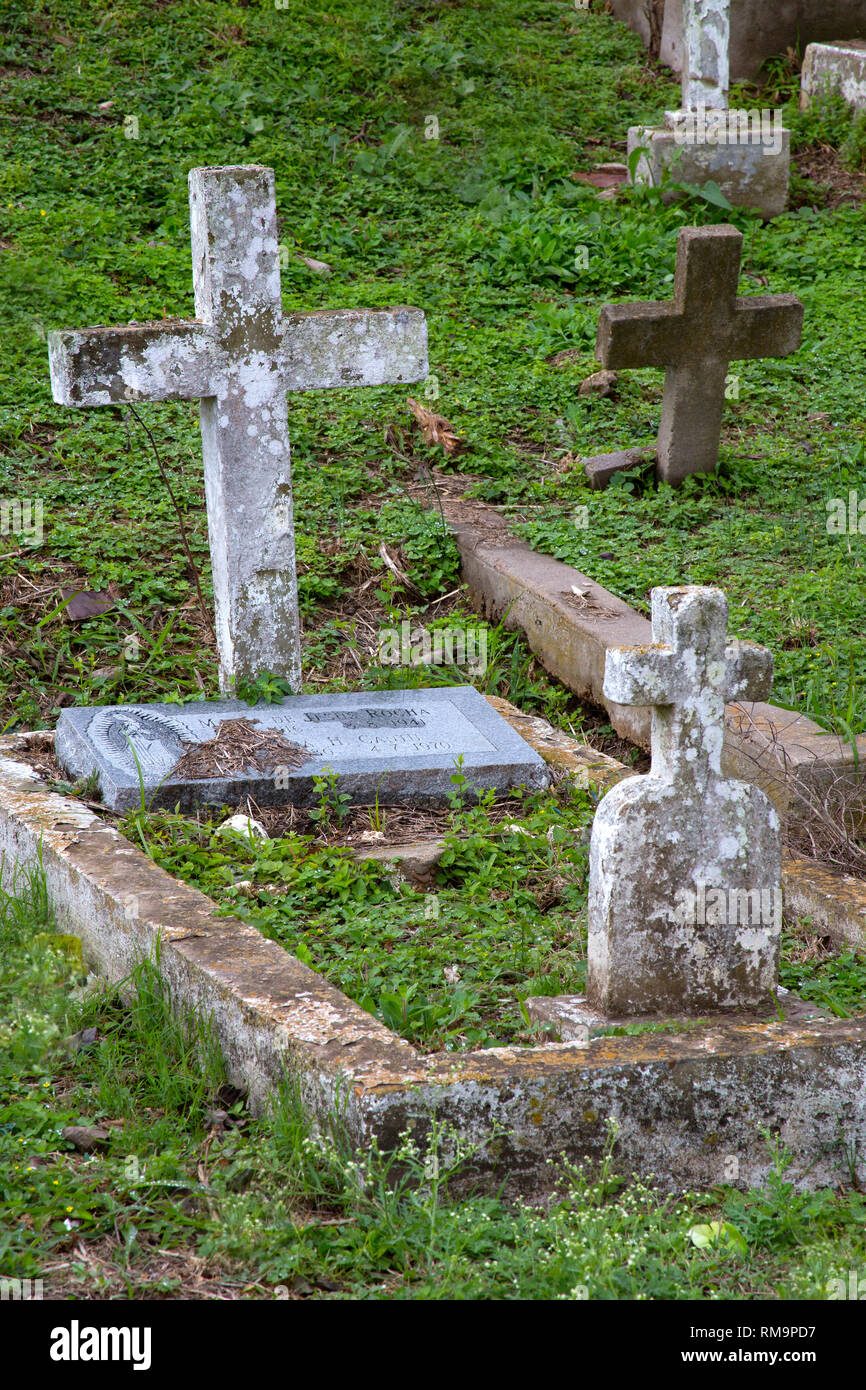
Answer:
[
  {"left": 2, "top": 0, "right": 866, "bottom": 1301},
  {"left": 4, "top": 863, "right": 866, "bottom": 1300}
]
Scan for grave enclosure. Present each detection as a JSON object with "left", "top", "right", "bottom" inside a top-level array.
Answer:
[{"left": 1, "top": 152, "right": 865, "bottom": 1194}]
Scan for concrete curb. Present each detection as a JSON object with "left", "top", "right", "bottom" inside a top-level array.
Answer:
[
  {"left": 782, "top": 856, "right": 866, "bottom": 954},
  {"left": 442, "top": 496, "right": 866, "bottom": 816},
  {"left": 2, "top": 710, "right": 865, "bottom": 1192}
]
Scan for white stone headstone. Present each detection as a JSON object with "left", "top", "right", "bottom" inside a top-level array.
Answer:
[
  {"left": 587, "top": 585, "right": 782, "bottom": 1016},
  {"left": 48, "top": 165, "right": 428, "bottom": 693}
]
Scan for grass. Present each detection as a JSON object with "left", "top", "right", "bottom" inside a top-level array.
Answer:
[
  {"left": 116, "top": 781, "right": 866, "bottom": 1051},
  {"left": 3, "top": 0, "right": 866, "bottom": 1302},
  {"left": 3, "top": 866, "right": 866, "bottom": 1300},
  {"left": 121, "top": 777, "right": 597, "bottom": 1051},
  {"left": 1, "top": 0, "right": 865, "bottom": 733}
]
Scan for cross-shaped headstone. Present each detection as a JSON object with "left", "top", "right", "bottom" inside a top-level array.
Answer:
[
  {"left": 48, "top": 165, "right": 428, "bottom": 691},
  {"left": 681, "top": 0, "right": 730, "bottom": 112},
  {"left": 590, "top": 223, "right": 802, "bottom": 486},
  {"left": 587, "top": 585, "right": 782, "bottom": 1016}
]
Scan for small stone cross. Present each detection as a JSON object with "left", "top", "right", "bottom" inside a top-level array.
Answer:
[
  {"left": 587, "top": 586, "right": 782, "bottom": 1016},
  {"left": 49, "top": 165, "right": 428, "bottom": 691},
  {"left": 681, "top": 0, "right": 730, "bottom": 112},
  {"left": 593, "top": 223, "right": 802, "bottom": 485}
]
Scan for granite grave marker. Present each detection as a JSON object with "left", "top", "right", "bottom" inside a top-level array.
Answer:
[{"left": 55, "top": 687, "right": 549, "bottom": 813}]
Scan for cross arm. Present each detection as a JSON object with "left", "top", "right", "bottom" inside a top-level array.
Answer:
[
  {"left": 282, "top": 307, "right": 428, "bottom": 391},
  {"left": 48, "top": 321, "right": 221, "bottom": 406},
  {"left": 724, "top": 640, "right": 773, "bottom": 703},
  {"left": 603, "top": 643, "right": 686, "bottom": 706},
  {"left": 727, "top": 295, "right": 804, "bottom": 362},
  {"left": 596, "top": 303, "right": 686, "bottom": 370}
]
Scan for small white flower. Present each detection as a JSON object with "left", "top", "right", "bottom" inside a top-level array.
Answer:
[{"left": 443, "top": 965, "right": 461, "bottom": 985}]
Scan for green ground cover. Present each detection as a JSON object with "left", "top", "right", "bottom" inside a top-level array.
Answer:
[
  {"left": 3, "top": 0, "right": 866, "bottom": 1302},
  {"left": 121, "top": 784, "right": 866, "bottom": 1052},
  {"left": 3, "top": 866, "right": 866, "bottom": 1299},
  {"left": 1, "top": 1, "right": 865, "bottom": 734},
  {"left": 123, "top": 778, "right": 597, "bottom": 1051}
]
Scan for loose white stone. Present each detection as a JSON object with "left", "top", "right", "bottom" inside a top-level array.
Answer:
[{"left": 218, "top": 814, "right": 268, "bottom": 839}]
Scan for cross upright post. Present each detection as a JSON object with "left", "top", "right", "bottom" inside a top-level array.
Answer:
[
  {"left": 587, "top": 223, "right": 802, "bottom": 487},
  {"left": 681, "top": 0, "right": 730, "bottom": 112},
  {"left": 48, "top": 165, "right": 428, "bottom": 692},
  {"left": 587, "top": 586, "right": 782, "bottom": 1016}
]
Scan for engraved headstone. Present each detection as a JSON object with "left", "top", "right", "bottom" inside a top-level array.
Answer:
[{"left": 55, "top": 687, "right": 548, "bottom": 813}]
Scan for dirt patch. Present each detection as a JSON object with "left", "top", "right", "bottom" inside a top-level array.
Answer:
[
  {"left": 793, "top": 144, "right": 865, "bottom": 209},
  {"left": 169, "top": 718, "right": 310, "bottom": 781},
  {"left": 249, "top": 793, "right": 523, "bottom": 845}
]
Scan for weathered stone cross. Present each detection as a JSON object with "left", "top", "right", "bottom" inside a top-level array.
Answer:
[
  {"left": 587, "top": 585, "right": 782, "bottom": 1016},
  {"left": 587, "top": 223, "right": 802, "bottom": 487},
  {"left": 48, "top": 165, "right": 428, "bottom": 691},
  {"left": 681, "top": 0, "right": 730, "bottom": 111}
]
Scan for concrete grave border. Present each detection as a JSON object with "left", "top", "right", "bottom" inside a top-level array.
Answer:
[
  {"left": 442, "top": 495, "right": 866, "bottom": 819},
  {"left": 2, "top": 700, "right": 865, "bottom": 1194}
]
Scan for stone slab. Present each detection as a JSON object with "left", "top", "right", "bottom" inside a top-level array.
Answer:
[
  {"left": 783, "top": 855, "right": 866, "bottom": 954},
  {"left": 801, "top": 40, "right": 866, "bottom": 111},
  {"left": 526, "top": 989, "right": 836, "bottom": 1041},
  {"left": 584, "top": 448, "right": 655, "bottom": 490},
  {"left": 627, "top": 124, "right": 791, "bottom": 218},
  {"left": 2, "top": 720, "right": 866, "bottom": 1194},
  {"left": 54, "top": 686, "right": 549, "bottom": 813}
]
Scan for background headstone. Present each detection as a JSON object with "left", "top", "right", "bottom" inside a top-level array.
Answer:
[
  {"left": 584, "top": 224, "right": 803, "bottom": 487},
  {"left": 625, "top": 0, "right": 791, "bottom": 217}
]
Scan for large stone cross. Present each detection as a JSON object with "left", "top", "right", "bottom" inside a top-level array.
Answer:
[
  {"left": 587, "top": 586, "right": 782, "bottom": 1016},
  {"left": 681, "top": 0, "right": 730, "bottom": 111},
  {"left": 48, "top": 165, "right": 428, "bottom": 691},
  {"left": 591, "top": 223, "right": 802, "bottom": 486}
]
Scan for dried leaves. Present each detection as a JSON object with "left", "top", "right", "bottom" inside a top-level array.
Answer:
[
  {"left": 378, "top": 542, "right": 423, "bottom": 597},
  {"left": 169, "top": 718, "right": 310, "bottom": 781},
  {"left": 406, "top": 397, "right": 463, "bottom": 455},
  {"left": 59, "top": 587, "right": 114, "bottom": 620}
]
